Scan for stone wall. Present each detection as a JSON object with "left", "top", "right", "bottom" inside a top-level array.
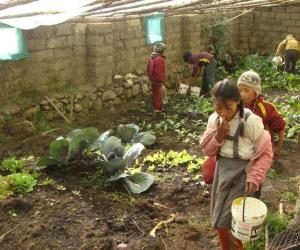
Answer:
[
  {"left": 237, "top": 4, "right": 300, "bottom": 54},
  {"left": 0, "top": 3, "right": 299, "bottom": 112},
  {"left": 0, "top": 23, "right": 89, "bottom": 96}
]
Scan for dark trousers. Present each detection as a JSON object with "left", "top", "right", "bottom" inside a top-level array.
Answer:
[
  {"left": 285, "top": 49, "right": 299, "bottom": 73},
  {"left": 151, "top": 83, "right": 163, "bottom": 111},
  {"left": 202, "top": 58, "right": 217, "bottom": 94}
]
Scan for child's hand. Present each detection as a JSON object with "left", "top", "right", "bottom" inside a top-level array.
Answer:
[
  {"left": 215, "top": 119, "right": 230, "bottom": 143},
  {"left": 245, "top": 182, "right": 257, "bottom": 194}
]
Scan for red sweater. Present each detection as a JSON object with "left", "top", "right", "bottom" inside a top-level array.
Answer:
[
  {"left": 244, "top": 95, "right": 286, "bottom": 141},
  {"left": 147, "top": 53, "right": 165, "bottom": 83}
]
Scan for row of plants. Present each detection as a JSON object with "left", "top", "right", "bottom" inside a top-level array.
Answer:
[
  {"left": 141, "top": 150, "right": 205, "bottom": 184},
  {"left": 38, "top": 124, "right": 157, "bottom": 194},
  {"left": 140, "top": 96, "right": 213, "bottom": 143},
  {"left": 230, "top": 54, "right": 300, "bottom": 91}
]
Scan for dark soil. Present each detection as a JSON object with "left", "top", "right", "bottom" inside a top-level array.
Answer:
[{"left": 0, "top": 96, "right": 299, "bottom": 250}]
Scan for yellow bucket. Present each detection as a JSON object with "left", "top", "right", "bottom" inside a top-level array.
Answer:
[{"left": 231, "top": 197, "right": 267, "bottom": 241}]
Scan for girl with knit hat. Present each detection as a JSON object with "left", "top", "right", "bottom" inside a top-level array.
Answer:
[
  {"left": 237, "top": 70, "right": 286, "bottom": 160},
  {"left": 200, "top": 79, "right": 273, "bottom": 250}
]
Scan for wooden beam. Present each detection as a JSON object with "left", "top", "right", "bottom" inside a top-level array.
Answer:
[
  {"left": 0, "top": 10, "right": 60, "bottom": 19},
  {"left": 81, "top": 0, "right": 172, "bottom": 17},
  {"left": 0, "top": 0, "right": 297, "bottom": 21}
]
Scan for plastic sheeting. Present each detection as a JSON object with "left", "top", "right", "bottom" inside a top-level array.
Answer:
[
  {"left": 0, "top": 0, "right": 96, "bottom": 30},
  {"left": 0, "top": 23, "right": 28, "bottom": 60},
  {"left": 144, "top": 13, "right": 165, "bottom": 45}
]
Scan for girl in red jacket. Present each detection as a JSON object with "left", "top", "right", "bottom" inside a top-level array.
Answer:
[
  {"left": 237, "top": 70, "right": 286, "bottom": 159},
  {"left": 200, "top": 79, "right": 273, "bottom": 250},
  {"left": 147, "top": 42, "right": 166, "bottom": 118}
]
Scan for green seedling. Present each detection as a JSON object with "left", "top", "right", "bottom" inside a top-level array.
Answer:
[
  {"left": 0, "top": 157, "right": 25, "bottom": 173},
  {"left": 38, "top": 178, "right": 53, "bottom": 186}
]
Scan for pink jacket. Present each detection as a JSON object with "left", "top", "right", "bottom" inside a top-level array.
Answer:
[{"left": 200, "top": 128, "right": 273, "bottom": 190}]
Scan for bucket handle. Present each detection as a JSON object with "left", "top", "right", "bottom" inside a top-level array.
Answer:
[{"left": 242, "top": 195, "right": 247, "bottom": 222}]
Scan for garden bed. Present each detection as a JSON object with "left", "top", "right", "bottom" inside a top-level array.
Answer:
[{"left": 0, "top": 91, "right": 299, "bottom": 250}]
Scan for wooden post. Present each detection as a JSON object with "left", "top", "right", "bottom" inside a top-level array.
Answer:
[{"left": 265, "top": 222, "right": 269, "bottom": 250}]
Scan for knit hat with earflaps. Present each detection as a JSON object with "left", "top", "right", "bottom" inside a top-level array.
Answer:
[
  {"left": 153, "top": 42, "right": 166, "bottom": 54},
  {"left": 237, "top": 69, "right": 261, "bottom": 95}
]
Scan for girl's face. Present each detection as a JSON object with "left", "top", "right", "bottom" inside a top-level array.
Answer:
[
  {"left": 213, "top": 98, "right": 239, "bottom": 121},
  {"left": 238, "top": 84, "right": 257, "bottom": 104}
]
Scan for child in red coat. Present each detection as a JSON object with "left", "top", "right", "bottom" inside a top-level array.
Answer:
[
  {"left": 147, "top": 42, "right": 166, "bottom": 118},
  {"left": 237, "top": 70, "right": 286, "bottom": 159}
]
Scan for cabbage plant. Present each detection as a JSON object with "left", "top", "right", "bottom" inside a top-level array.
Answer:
[
  {"left": 117, "top": 124, "right": 156, "bottom": 146},
  {"left": 87, "top": 134, "right": 154, "bottom": 194},
  {"left": 38, "top": 126, "right": 155, "bottom": 194},
  {"left": 38, "top": 127, "right": 100, "bottom": 167}
]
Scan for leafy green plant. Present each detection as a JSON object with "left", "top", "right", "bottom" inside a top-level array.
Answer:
[
  {"left": 279, "top": 191, "right": 297, "bottom": 203},
  {"left": 8, "top": 172, "right": 37, "bottom": 193},
  {"left": 95, "top": 136, "right": 155, "bottom": 194},
  {"left": 0, "top": 176, "right": 13, "bottom": 201},
  {"left": 273, "top": 95, "right": 300, "bottom": 139},
  {"left": 116, "top": 124, "right": 156, "bottom": 146},
  {"left": 38, "top": 127, "right": 100, "bottom": 167},
  {"left": 0, "top": 157, "right": 25, "bottom": 173},
  {"left": 38, "top": 178, "right": 53, "bottom": 186},
  {"left": 33, "top": 113, "right": 52, "bottom": 133},
  {"left": 194, "top": 98, "right": 214, "bottom": 116},
  {"left": 143, "top": 150, "right": 204, "bottom": 174},
  {"left": 38, "top": 125, "right": 155, "bottom": 194},
  {"left": 201, "top": 15, "right": 235, "bottom": 76}
]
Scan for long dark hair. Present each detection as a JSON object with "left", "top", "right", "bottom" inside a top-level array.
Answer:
[{"left": 212, "top": 78, "right": 245, "bottom": 135}]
